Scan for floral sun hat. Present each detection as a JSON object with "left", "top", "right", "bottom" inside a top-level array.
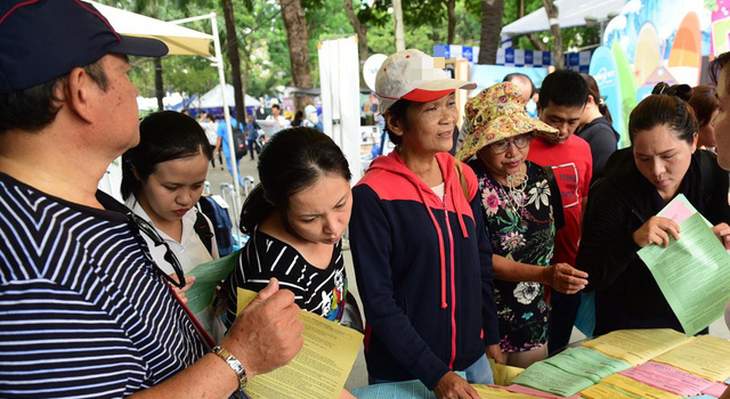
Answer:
[{"left": 456, "top": 82, "right": 559, "bottom": 161}]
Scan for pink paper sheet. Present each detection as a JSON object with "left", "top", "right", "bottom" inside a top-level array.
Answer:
[
  {"left": 660, "top": 198, "right": 695, "bottom": 223},
  {"left": 703, "top": 382, "right": 729, "bottom": 398},
  {"left": 618, "top": 361, "right": 714, "bottom": 396}
]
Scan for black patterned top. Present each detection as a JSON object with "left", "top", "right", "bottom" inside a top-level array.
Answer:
[
  {"left": 469, "top": 160, "right": 556, "bottom": 352},
  {"left": 226, "top": 228, "right": 347, "bottom": 325}
]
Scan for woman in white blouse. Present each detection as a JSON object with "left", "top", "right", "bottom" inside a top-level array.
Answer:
[{"left": 121, "top": 110, "right": 223, "bottom": 341}]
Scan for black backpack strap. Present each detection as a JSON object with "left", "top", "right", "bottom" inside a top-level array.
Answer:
[{"left": 193, "top": 210, "right": 214, "bottom": 255}]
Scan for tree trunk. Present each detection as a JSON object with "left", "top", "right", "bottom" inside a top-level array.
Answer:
[
  {"left": 242, "top": 58, "right": 250, "bottom": 118},
  {"left": 478, "top": 0, "right": 504, "bottom": 64},
  {"left": 280, "top": 0, "right": 312, "bottom": 110},
  {"left": 446, "top": 0, "right": 456, "bottom": 44},
  {"left": 520, "top": 0, "right": 548, "bottom": 51},
  {"left": 543, "top": 0, "right": 564, "bottom": 69},
  {"left": 392, "top": 0, "right": 405, "bottom": 51},
  {"left": 222, "top": 0, "right": 245, "bottom": 122},
  {"left": 154, "top": 57, "right": 164, "bottom": 111},
  {"left": 528, "top": 34, "right": 549, "bottom": 51},
  {"left": 344, "top": 0, "right": 368, "bottom": 63}
]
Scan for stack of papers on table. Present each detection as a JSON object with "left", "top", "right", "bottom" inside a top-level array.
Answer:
[{"left": 506, "top": 329, "right": 730, "bottom": 398}]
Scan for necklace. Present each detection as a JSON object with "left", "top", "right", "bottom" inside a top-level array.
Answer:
[
  {"left": 477, "top": 156, "right": 530, "bottom": 230},
  {"left": 504, "top": 171, "right": 529, "bottom": 230}
]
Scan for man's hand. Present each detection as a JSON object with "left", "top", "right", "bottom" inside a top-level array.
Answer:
[
  {"left": 434, "top": 372, "right": 481, "bottom": 399},
  {"left": 220, "top": 278, "right": 304, "bottom": 377},
  {"left": 543, "top": 263, "right": 588, "bottom": 294}
]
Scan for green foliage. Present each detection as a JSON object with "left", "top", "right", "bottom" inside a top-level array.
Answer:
[
  {"left": 304, "top": 0, "right": 358, "bottom": 86},
  {"left": 453, "top": 1, "right": 481, "bottom": 46},
  {"left": 111, "top": 0, "right": 602, "bottom": 103}
]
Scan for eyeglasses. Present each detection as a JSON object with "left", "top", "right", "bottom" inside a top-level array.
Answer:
[
  {"left": 488, "top": 135, "right": 533, "bottom": 154},
  {"left": 127, "top": 212, "right": 186, "bottom": 289}
]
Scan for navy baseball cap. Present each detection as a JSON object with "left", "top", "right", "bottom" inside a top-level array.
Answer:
[{"left": 0, "top": 0, "right": 169, "bottom": 93}]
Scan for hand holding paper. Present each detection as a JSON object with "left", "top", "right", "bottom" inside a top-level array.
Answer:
[
  {"left": 632, "top": 216, "right": 681, "bottom": 248},
  {"left": 222, "top": 279, "right": 304, "bottom": 378},
  {"left": 169, "top": 274, "right": 195, "bottom": 304},
  {"left": 236, "top": 287, "right": 363, "bottom": 399},
  {"left": 712, "top": 222, "right": 730, "bottom": 250},
  {"left": 185, "top": 249, "right": 240, "bottom": 313},
  {"left": 639, "top": 212, "right": 730, "bottom": 336}
]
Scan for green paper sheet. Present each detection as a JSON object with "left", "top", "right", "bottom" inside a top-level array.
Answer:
[
  {"left": 638, "top": 212, "right": 730, "bottom": 336},
  {"left": 543, "top": 347, "right": 631, "bottom": 383},
  {"left": 511, "top": 360, "right": 595, "bottom": 397},
  {"left": 185, "top": 249, "right": 241, "bottom": 314}
]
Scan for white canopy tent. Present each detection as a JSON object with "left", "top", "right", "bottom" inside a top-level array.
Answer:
[
  {"left": 188, "top": 83, "right": 263, "bottom": 109},
  {"left": 90, "top": 2, "right": 213, "bottom": 56},
  {"left": 92, "top": 2, "right": 245, "bottom": 232},
  {"left": 501, "top": 0, "right": 626, "bottom": 36}
]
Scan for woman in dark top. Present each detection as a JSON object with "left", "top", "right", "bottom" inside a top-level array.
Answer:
[
  {"left": 576, "top": 83, "right": 730, "bottom": 335},
  {"left": 576, "top": 73, "right": 620, "bottom": 178}
]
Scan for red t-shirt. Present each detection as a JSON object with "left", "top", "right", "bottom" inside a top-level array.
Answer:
[{"left": 527, "top": 135, "right": 593, "bottom": 265}]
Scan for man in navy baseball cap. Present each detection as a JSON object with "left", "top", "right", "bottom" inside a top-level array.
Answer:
[{"left": 0, "top": 1, "right": 304, "bottom": 397}]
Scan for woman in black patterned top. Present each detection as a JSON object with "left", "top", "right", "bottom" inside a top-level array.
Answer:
[
  {"left": 225, "top": 127, "right": 352, "bottom": 326},
  {"left": 457, "top": 82, "right": 589, "bottom": 368}
]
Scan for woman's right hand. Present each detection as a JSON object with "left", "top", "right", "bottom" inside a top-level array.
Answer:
[
  {"left": 169, "top": 275, "right": 196, "bottom": 304},
  {"left": 434, "top": 372, "right": 481, "bottom": 399},
  {"left": 543, "top": 263, "right": 588, "bottom": 294},
  {"left": 632, "top": 216, "right": 680, "bottom": 248}
]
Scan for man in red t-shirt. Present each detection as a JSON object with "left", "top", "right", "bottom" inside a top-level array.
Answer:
[{"left": 526, "top": 70, "right": 592, "bottom": 355}]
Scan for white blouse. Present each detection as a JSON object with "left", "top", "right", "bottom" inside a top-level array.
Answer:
[
  {"left": 126, "top": 195, "right": 225, "bottom": 342},
  {"left": 125, "top": 195, "right": 219, "bottom": 274}
]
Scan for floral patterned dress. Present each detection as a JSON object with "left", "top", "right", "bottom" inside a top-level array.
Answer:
[{"left": 468, "top": 160, "right": 556, "bottom": 352}]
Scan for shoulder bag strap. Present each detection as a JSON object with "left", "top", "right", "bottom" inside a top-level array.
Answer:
[{"left": 454, "top": 160, "right": 470, "bottom": 201}]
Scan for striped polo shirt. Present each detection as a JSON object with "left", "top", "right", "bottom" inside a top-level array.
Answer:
[{"left": 0, "top": 173, "right": 205, "bottom": 398}]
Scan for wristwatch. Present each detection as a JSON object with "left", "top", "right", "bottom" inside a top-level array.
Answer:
[{"left": 211, "top": 345, "right": 248, "bottom": 392}]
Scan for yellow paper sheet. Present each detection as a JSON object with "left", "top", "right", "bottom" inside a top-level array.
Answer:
[
  {"left": 581, "top": 329, "right": 688, "bottom": 366},
  {"left": 652, "top": 335, "right": 730, "bottom": 381},
  {"left": 600, "top": 374, "right": 681, "bottom": 399},
  {"left": 236, "top": 288, "right": 363, "bottom": 399},
  {"left": 489, "top": 358, "right": 524, "bottom": 386},
  {"left": 581, "top": 383, "right": 640, "bottom": 399},
  {"left": 471, "top": 384, "right": 538, "bottom": 398}
]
